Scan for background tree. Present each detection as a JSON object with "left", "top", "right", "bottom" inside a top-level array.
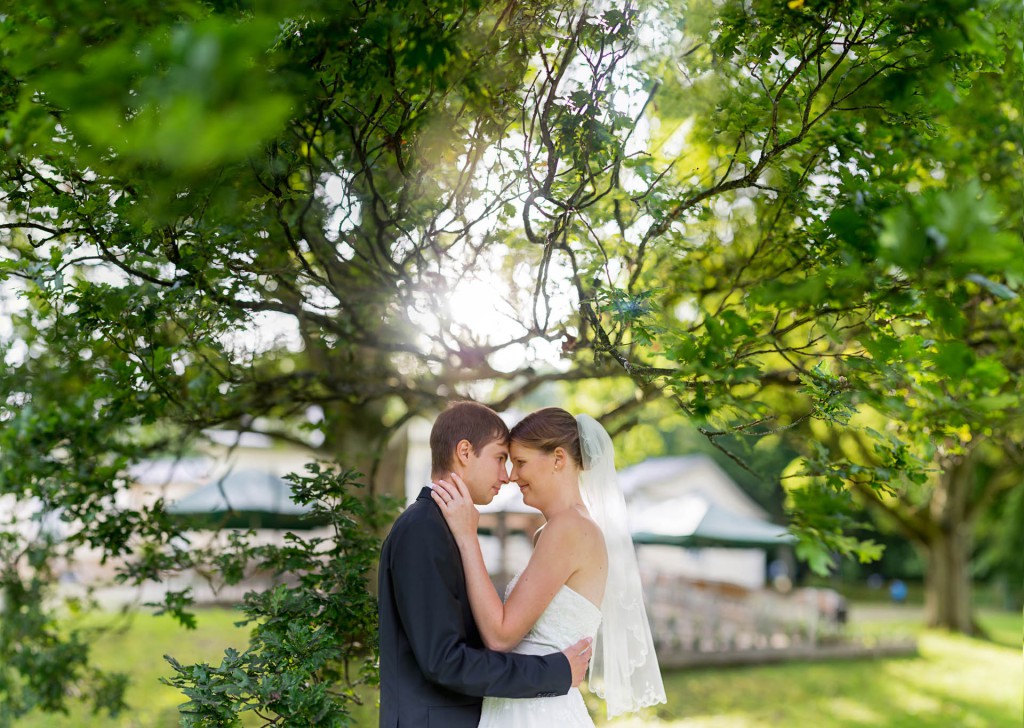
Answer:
[{"left": 523, "top": 0, "right": 1023, "bottom": 630}]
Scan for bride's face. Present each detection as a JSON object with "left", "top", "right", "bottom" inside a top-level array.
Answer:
[{"left": 508, "top": 442, "right": 558, "bottom": 509}]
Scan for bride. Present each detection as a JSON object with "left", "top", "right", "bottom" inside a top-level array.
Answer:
[{"left": 431, "top": 407, "right": 666, "bottom": 725}]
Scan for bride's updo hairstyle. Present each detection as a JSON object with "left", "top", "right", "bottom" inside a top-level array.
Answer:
[{"left": 508, "top": 407, "right": 583, "bottom": 469}]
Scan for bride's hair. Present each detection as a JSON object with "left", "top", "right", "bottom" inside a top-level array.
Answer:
[{"left": 509, "top": 407, "right": 583, "bottom": 468}]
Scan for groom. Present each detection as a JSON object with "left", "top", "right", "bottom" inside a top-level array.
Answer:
[{"left": 378, "top": 400, "right": 592, "bottom": 727}]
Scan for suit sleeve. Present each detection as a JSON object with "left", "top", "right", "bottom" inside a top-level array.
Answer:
[{"left": 387, "top": 512, "right": 572, "bottom": 698}]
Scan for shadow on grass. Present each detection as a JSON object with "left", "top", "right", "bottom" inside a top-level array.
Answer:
[
  {"left": 975, "top": 611, "right": 1022, "bottom": 651},
  {"left": 599, "top": 627, "right": 1021, "bottom": 728}
]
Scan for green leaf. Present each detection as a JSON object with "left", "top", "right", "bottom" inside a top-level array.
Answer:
[
  {"left": 795, "top": 539, "right": 834, "bottom": 576},
  {"left": 930, "top": 340, "right": 974, "bottom": 377},
  {"left": 966, "top": 273, "right": 1019, "bottom": 300}
]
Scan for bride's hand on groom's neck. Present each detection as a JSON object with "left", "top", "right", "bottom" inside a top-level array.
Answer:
[{"left": 431, "top": 473, "right": 479, "bottom": 545}]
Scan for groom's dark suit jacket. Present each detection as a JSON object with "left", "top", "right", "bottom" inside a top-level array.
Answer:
[{"left": 378, "top": 487, "right": 571, "bottom": 727}]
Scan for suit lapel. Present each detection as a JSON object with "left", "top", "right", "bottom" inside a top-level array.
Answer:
[{"left": 417, "top": 485, "right": 481, "bottom": 644}]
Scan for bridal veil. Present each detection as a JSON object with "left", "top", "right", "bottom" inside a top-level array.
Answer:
[{"left": 576, "top": 414, "right": 667, "bottom": 718}]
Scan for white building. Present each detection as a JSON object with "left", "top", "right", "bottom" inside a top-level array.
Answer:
[{"left": 621, "top": 455, "right": 789, "bottom": 590}]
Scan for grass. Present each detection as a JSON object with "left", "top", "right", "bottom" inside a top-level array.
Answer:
[
  {"left": 12, "top": 608, "right": 257, "bottom": 728},
  {"left": 588, "top": 607, "right": 1022, "bottom": 728},
  {"left": 12, "top": 605, "right": 1022, "bottom": 727}
]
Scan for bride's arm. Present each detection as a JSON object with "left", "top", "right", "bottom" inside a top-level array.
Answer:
[{"left": 432, "top": 476, "right": 593, "bottom": 652}]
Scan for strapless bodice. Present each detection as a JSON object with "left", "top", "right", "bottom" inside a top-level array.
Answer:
[{"left": 503, "top": 573, "right": 602, "bottom": 655}]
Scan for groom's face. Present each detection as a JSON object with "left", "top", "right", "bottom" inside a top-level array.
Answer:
[{"left": 461, "top": 438, "right": 511, "bottom": 505}]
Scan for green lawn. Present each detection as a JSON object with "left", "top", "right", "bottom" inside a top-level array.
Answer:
[
  {"left": 13, "top": 606, "right": 1022, "bottom": 727},
  {"left": 588, "top": 608, "right": 1022, "bottom": 727},
  {"left": 13, "top": 608, "right": 259, "bottom": 728}
]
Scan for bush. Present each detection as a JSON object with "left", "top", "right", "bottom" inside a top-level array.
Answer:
[{"left": 161, "top": 465, "right": 394, "bottom": 727}]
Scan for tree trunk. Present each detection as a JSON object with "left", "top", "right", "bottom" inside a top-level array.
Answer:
[
  {"left": 923, "top": 454, "right": 980, "bottom": 634},
  {"left": 922, "top": 527, "right": 977, "bottom": 633},
  {"left": 322, "top": 400, "right": 409, "bottom": 500}
]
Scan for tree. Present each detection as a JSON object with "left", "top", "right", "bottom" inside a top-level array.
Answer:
[
  {"left": 0, "top": 0, "right": 620, "bottom": 493},
  {"left": 0, "top": 0, "right": 628, "bottom": 719},
  {"left": 504, "top": 0, "right": 1023, "bottom": 630},
  {"left": 612, "top": 0, "right": 1023, "bottom": 633},
  {"left": 0, "top": 0, "right": 1020, "bottom": 720},
  {"left": 485, "top": 0, "right": 1023, "bottom": 632}
]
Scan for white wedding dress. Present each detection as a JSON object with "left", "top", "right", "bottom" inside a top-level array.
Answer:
[{"left": 479, "top": 574, "right": 603, "bottom": 727}]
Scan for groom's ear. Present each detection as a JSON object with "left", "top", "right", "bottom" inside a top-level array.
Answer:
[{"left": 454, "top": 439, "right": 473, "bottom": 465}]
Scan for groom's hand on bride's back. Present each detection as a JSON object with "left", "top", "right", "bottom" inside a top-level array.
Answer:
[{"left": 562, "top": 637, "right": 593, "bottom": 688}]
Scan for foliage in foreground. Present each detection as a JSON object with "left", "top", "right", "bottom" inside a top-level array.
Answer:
[
  {"left": 0, "top": 554, "right": 129, "bottom": 724},
  {"left": 159, "top": 466, "right": 393, "bottom": 728}
]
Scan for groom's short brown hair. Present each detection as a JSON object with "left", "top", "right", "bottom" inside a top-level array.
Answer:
[{"left": 430, "top": 401, "right": 510, "bottom": 477}]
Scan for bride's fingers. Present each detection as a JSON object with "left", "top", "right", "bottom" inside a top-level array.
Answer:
[
  {"left": 431, "top": 482, "right": 458, "bottom": 505},
  {"left": 429, "top": 489, "right": 448, "bottom": 509},
  {"left": 444, "top": 478, "right": 469, "bottom": 505},
  {"left": 432, "top": 479, "right": 457, "bottom": 501},
  {"left": 448, "top": 472, "right": 471, "bottom": 500}
]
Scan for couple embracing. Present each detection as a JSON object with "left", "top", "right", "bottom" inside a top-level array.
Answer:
[{"left": 378, "top": 401, "right": 666, "bottom": 726}]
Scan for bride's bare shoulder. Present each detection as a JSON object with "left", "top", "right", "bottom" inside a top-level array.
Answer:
[{"left": 538, "top": 508, "right": 604, "bottom": 546}]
